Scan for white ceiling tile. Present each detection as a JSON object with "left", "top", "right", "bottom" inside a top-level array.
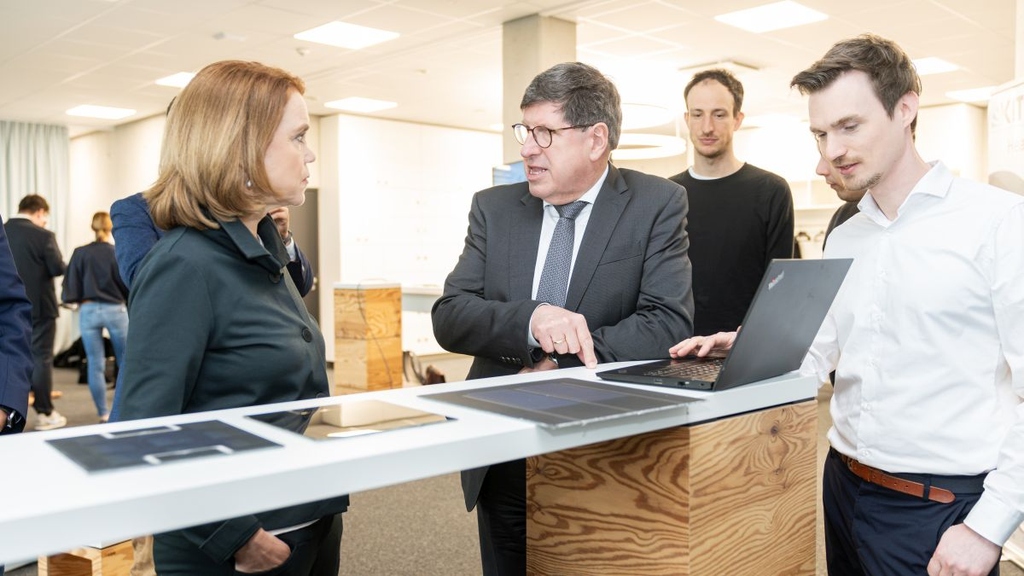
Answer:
[{"left": 0, "top": 0, "right": 1014, "bottom": 133}]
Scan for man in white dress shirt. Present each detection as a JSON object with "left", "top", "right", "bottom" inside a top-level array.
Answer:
[{"left": 671, "top": 34, "right": 1024, "bottom": 576}]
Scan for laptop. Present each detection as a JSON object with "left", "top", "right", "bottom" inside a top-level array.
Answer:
[{"left": 597, "top": 258, "right": 852, "bottom": 391}]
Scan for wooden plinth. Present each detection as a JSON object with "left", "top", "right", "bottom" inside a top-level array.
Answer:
[
  {"left": 527, "top": 400, "right": 817, "bottom": 576},
  {"left": 334, "top": 285, "right": 403, "bottom": 393},
  {"left": 38, "top": 540, "right": 133, "bottom": 576}
]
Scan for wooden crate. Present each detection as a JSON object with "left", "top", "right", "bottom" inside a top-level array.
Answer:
[
  {"left": 334, "top": 284, "right": 403, "bottom": 392},
  {"left": 38, "top": 540, "right": 133, "bottom": 576},
  {"left": 527, "top": 400, "right": 817, "bottom": 575}
]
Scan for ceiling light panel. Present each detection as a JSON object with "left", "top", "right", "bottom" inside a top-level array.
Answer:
[
  {"left": 294, "top": 21, "right": 399, "bottom": 50},
  {"left": 66, "top": 105, "right": 136, "bottom": 120},
  {"left": 912, "top": 57, "right": 959, "bottom": 75},
  {"left": 714, "top": 1, "right": 828, "bottom": 34},
  {"left": 155, "top": 72, "right": 195, "bottom": 88},
  {"left": 324, "top": 97, "right": 397, "bottom": 113}
]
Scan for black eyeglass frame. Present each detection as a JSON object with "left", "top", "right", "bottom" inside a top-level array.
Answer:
[{"left": 512, "top": 123, "right": 593, "bottom": 148}]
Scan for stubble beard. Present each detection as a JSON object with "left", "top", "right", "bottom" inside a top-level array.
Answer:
[{"left": 841, "top": 171, "right": 880, "bottom": 196}]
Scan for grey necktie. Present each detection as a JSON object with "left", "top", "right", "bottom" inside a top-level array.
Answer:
[{"left": 536, "top": 200, "right": 588, "bottom": 308}]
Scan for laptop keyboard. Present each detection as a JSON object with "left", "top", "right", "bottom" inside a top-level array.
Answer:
[{"left": 646, "top": 357, "right": 725, "bottom": 380}]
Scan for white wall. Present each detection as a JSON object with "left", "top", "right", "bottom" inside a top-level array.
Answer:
[
  {"left": 319, "top": 114, "right": 503, "bottom": 359},
  {"left": 67, "top": 115, "right": 164, "bottom": 248},
  {"left": 917, "top": 103, "right": 988, "bottom": 181}
]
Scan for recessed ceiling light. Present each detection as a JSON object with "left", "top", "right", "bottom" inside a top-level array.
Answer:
[
  {"left": 678, "top": 60, "right": 760, "bottom": 78},
  {"left": 714, "top": 1, "right": 828, "bottom": 33},
  {"left": 912, "top": 57, "right": 959, "bottom": 75},
  {"left": 66, "top": 105, "right": 136, "bottom": 120},
  {"left": 946, "top": 86, "right": 995, "bottom": 102},
  {"left": 614, "top": 134, "right": 688, "bottom": 160},
  {"left": 622, "top": 104, "right": 674, "bottom": 130},
  {"left": 742, "top": 113, "right": 802, "bottom": 128},
  {"left": 155, "top": 72, "right": 195, "bottom": 88},
  {"left": 294, "top": 21, "right": 399, "bottom": 50},
  {"left": 324, "top": 97, "right": 397, "bottom": 113}
]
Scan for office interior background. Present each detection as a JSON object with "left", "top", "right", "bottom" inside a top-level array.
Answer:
[{"left": 2, "top": 0, "right": 1024, "bottom": 570}]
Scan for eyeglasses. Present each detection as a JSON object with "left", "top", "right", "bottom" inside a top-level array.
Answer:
[{"left": 512, "top": 123, "right": 592, "bottom": 148}]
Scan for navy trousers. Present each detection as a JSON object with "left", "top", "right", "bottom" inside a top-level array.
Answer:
[{"left": 823, "top": 448, "right": 998, "bottom": 576}]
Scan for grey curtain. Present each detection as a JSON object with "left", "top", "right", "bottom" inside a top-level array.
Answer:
[{"left": 1, "top": 120, "right": 72, "bottom": 351}]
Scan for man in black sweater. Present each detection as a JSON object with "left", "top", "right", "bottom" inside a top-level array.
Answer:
[{"left": 670, "top": 69, "right": 794, "bottom": 335}]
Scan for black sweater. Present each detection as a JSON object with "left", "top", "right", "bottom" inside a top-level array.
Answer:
[{"left": 670, "top": 163, "right": 794, "bottom": 335}]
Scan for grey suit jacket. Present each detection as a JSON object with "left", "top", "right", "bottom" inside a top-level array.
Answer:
[{"left": 432, "top": 163, "right": 694, "bottom": 509}]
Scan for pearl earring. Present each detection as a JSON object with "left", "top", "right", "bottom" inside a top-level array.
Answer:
[{"left": 246, "top": 179, "right": 252, "bottom": 188}]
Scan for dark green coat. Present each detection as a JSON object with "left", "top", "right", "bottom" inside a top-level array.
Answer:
[{"left": 120, "top": 214, "right": 348, "bottom": 565}]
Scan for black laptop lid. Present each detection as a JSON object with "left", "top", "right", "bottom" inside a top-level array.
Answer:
[{"left": 710, "top": 258, "right": 851, "bottom": 390}]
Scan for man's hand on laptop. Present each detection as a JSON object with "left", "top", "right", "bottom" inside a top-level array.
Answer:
[
  {"left": 669, "top": 329, "right": 739, "bottom": 358},
  {"left": 531, "top": 306, "right": 598, "bottom": 369}
]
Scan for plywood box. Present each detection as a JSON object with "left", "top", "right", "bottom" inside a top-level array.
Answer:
[
  {"left": 527, "top": 400, "right": 817, "bottom": 575},
  {"left": 38, "top": 540, "right": 133, "bottom": 576},
  {"left": 334, "top": 284, "right": 403, "bottom": 392}
]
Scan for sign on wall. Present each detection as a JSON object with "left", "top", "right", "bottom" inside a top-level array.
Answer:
[{"left": 988, "top": 78, "right": 1024, "bottom": 196}]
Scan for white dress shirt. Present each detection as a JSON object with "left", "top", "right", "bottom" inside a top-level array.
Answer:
[{"left": 802, "top": 161, "right": 1024, "bottom": 545}]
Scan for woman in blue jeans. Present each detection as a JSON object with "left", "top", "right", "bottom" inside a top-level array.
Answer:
[{"left": 62, "top": 212, "right": 128, "bottom": 422}]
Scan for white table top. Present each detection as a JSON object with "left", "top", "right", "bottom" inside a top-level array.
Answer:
[{"left": 0, "top": 364, "right": 816, "bottom": 560}]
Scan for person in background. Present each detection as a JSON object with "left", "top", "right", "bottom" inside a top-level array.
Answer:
[
  {"left": 4, "top": 194, "right": 67, "bottom": 431},
  {"left": 672, "top": 34, "right": 1024, "bottom": 576},
  {"left": 432, "top": 61, "right": 693, "bottom": 575},
  {"left": 117, "top": 59, "right": 347, "bottom": 575},
  {"left": 61, "top": 211, "right": 128, "bottom": 423},
  {"left": 817, "top": 157, "right": 862, "bottom": 248},
  {"left": 0, "top": 211, "right": 33, "bottom": 576},
  {"left": 669, "top": 69, "right": 793, "bottom": 335}
]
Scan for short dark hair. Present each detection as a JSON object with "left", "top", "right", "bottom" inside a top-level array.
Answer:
[
  {"left": 790, "top": 34, "right": 921, "bottom": 132},
  {"left": 18, "top": 194, "right": 49, "bottom": 214},
  {"left": 684, "top": 69, "right": 744, "bottom": 116},
  {"left": 520, "top": 62, "right": 622, "bottom": 151}
]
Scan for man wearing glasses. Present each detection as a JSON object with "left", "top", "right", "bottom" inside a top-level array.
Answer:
[{"left": 433, "top": 61, "right": 694, "bottom": 575}]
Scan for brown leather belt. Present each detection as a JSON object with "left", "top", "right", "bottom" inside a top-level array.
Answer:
[{"left": 837, "top": 452, "right": 956, "bottom": 504}]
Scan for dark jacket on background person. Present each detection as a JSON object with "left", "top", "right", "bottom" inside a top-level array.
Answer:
[
  {"left": 118, "top": 214, "right": 347, "bottom": 564},
  {"left": 0, "top": 213, "right": 33, "bottom": 433},
  {"left": 4, "top": 217, "right": 65, "bottom": 319},
  {"left": 62, "top": 241, "right": 128, "bottom": 304}
]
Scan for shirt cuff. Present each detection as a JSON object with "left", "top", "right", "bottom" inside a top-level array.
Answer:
[
  {"left": 963, "top": 490, "right": 1024, "bottom": 546},
  {"left": 0, "top": 405, "right": 18, "bottom": 430},
  {"left": 527, "top": 303, "right": 549, "bottom": 348}
]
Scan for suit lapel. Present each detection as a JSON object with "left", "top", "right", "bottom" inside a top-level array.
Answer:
[
  {"left": 510, "top": 188, "right": 543, "bottom": 300},
  {"left": 564, "top": 165, "right": 630, "bottom": 311}
]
